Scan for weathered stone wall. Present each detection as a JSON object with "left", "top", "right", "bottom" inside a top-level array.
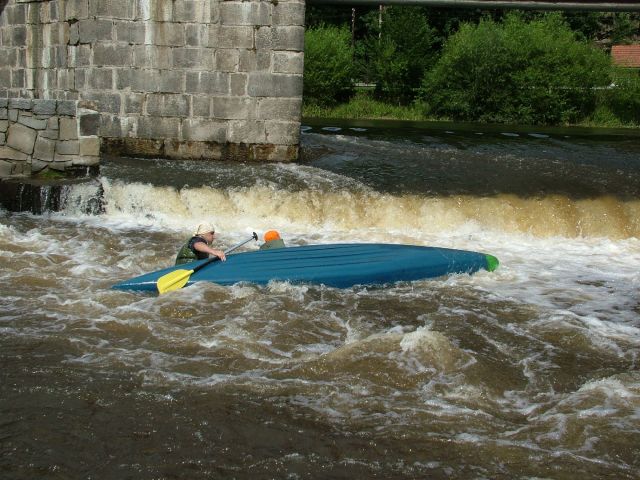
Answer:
[
  {"left": 0, "top": 0, "right": 305, "bottom": 170},
  {"left": 0, "top": 98, "right": 99, "bottom": 176}
]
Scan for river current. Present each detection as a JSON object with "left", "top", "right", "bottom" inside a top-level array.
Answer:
[{"left": 1, "top": 120, "right": 639, "bottom": 479}]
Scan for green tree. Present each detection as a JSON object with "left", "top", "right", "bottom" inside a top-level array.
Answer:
[
  {"left": 303, "top": 25, "right": 355, "bottom": 106},
  {"left": 423, "top": 7, "right": 503, "bottom": 45},
  {"left": 609, "top": 13, "right": 639, "bottom": 45},
  {"left": 358, "top": 6, "right": 437, "bottom": 104},
  {"left": 562, "top": 12, "right": 608, "bottom": 41},
  {"left": 603, "top": 70, "right": 640, "bottom": 124},
  {"left": 305, "top": 5, "right": 356, "bottom": 29},
  {"left": 421, "top": 13, "right": 611, "bottom": 124}
]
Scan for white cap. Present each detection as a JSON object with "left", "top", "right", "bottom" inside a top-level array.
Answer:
[{"left": 194, "top": 223, "right": 215, "bottom": 236}]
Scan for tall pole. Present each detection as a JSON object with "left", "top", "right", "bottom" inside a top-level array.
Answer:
[{"left": 352, "top": 7, "right": 356, "bottom": 48}]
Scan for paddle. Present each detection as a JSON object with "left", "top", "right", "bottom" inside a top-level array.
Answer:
[{"left": 157, "top": 232, "right": 258, "bottom": 294}]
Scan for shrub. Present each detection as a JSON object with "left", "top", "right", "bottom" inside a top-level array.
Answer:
[
  {"left": 360, "top": 37, "right": 409, "bottom": 104},
  {"left": 602, "top": 70, "right": 640, "bottom": 124},
  {"left": 303, "top": 25, "right": 355, "bottom": 106},
  {"left": 358, "top": 6, "right": 436, "bottom": 104},
  {"left": 303, "top": 91, "right": 426, "bottom": 120},
  {"left": 420, "top": 13, "right": 611, "bottom": 125}
]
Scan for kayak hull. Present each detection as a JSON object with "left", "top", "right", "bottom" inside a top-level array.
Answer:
[{"left": 112, "top": 243, "right": 498, "bottom": 292}]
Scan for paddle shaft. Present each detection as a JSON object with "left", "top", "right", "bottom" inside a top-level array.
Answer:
[
  {"left": 191, "top": 232, "right": 258, "bottom": 274},
  {"left": 156, "top": 232, "right": 258, "bottom": 294}
]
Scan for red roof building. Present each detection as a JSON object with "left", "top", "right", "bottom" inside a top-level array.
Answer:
[{"left": 611, "top": 45, "right": 640, "bottom": 68}]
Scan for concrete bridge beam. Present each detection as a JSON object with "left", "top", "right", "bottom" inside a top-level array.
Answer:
[{"left": 308, "top": 0, "right": 640, "bottom": 12}]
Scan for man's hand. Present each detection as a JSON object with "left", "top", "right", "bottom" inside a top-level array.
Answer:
[{"left": 211, "top": 249, "right": 226, "bottom": 261}]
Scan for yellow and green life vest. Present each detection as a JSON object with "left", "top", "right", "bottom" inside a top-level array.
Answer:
[
  {"left": 259, "top": 239, "right": 285, "bottom": 250},
  {"left": 175, "top": 236, "right": 208, "bottom": 265}
]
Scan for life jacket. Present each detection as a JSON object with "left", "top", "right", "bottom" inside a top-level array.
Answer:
[
  {"left": 175, "top": 236, "right": 208, "bottom": 265},
  {"left": 259, "top": 238, "right": 285, "bottom": 250}
]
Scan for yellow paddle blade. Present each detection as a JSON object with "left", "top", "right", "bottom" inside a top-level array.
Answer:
[{"left": 156, "top": 268, "right": 194, "bottom": 294}]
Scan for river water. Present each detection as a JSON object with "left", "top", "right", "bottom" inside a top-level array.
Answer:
[{"left": 1, "top": 120, "right": 639, "bottom": 479}]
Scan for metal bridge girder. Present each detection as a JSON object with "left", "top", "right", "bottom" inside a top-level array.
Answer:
[{"left": 306, "top": 0, "right": 640, "bottom": 12}]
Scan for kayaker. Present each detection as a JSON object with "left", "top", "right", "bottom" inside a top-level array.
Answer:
[
  {"left": 259, "top": 230, "right": 285, "bottom": 250},
  {"left": 174, "top": 223, "right": 227, "bottom": 265}
]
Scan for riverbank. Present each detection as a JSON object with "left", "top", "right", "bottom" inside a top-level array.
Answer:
[{"left": 303, "top": 91, "right": 640, "bottom": 129}]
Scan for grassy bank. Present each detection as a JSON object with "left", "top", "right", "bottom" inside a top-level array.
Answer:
[
  {"left": 303, "top": 91, "right": 639, "bottom": 129},
  {"left": 303, "top": 92, "right": 433, "bottom": 122},
  {"left": 579, "top": 105, "right": 640, "bottom": 129}
]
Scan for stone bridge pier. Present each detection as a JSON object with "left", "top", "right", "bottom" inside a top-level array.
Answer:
[{"left": 0, "top": 0, "right": 305, "bottom": 177}]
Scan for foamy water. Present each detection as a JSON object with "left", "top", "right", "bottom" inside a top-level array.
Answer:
[{"left": 1, "top": 124, "right": 639, "bottom": 479}]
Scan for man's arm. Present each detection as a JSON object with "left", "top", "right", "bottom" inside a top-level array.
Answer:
[{"left": 193, "top": 240, "right": 226, "bottom": 261}]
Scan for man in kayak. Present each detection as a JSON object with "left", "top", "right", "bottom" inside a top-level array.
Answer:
[
  {"left": 259, "top": 230, "right": 285, "bottom": 250},
  {"left": 175, "top": 223, "right": 227, "bottom": 265}
]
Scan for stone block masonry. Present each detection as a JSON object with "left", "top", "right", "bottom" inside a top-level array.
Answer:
[
  {"left": 0, "top": 0, "right": 306, "bottom": 170},
  {"left": 0, "top": 98, "right": 100, "bottom": 177}
]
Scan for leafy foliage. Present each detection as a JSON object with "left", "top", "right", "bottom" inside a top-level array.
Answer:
[
  {"left": 357, "top": 6, "right": 437, "bottom": 104},
  {"left": 609, "top": 13, "right": 640, "bottom": 45},
  {"left": 602, "top": 70, "right": 640, "bottom": 124},
  {"left": 303, "top": 7, "right": 639, "bottom": 126},
  {"left": 420, "top": 13, "right": 612, "bottom": 125},
  {"left": 303, "top": 91, "right": 425, "bottom": 121},
  {"left": 303, "top": 25, "right": 355, "bottom": 106}
]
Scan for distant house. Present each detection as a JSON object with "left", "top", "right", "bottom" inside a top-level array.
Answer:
[{"left": 611, "top": 45, "right": 640, "bottom": 68}]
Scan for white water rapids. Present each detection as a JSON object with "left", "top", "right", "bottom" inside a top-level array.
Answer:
[{"left": 1, "top": 124, "right": 639, "bottom": 479}]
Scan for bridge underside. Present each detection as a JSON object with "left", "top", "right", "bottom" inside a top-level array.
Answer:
[{"left": 308, "top": 0, "right": 640, "bottom": 12}]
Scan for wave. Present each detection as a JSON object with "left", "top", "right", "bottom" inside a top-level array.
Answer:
[{"left": 70, "top": 179, "right": 640, "bottom": 239}]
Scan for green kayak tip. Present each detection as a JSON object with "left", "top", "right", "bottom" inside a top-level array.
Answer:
[{"left": 485, "top": 254, "right": 500, "bottom": 272}]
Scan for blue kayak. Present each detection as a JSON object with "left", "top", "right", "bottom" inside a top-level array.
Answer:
[{"left": 112, "top": 243, "right": 499, "bottom": 292}]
